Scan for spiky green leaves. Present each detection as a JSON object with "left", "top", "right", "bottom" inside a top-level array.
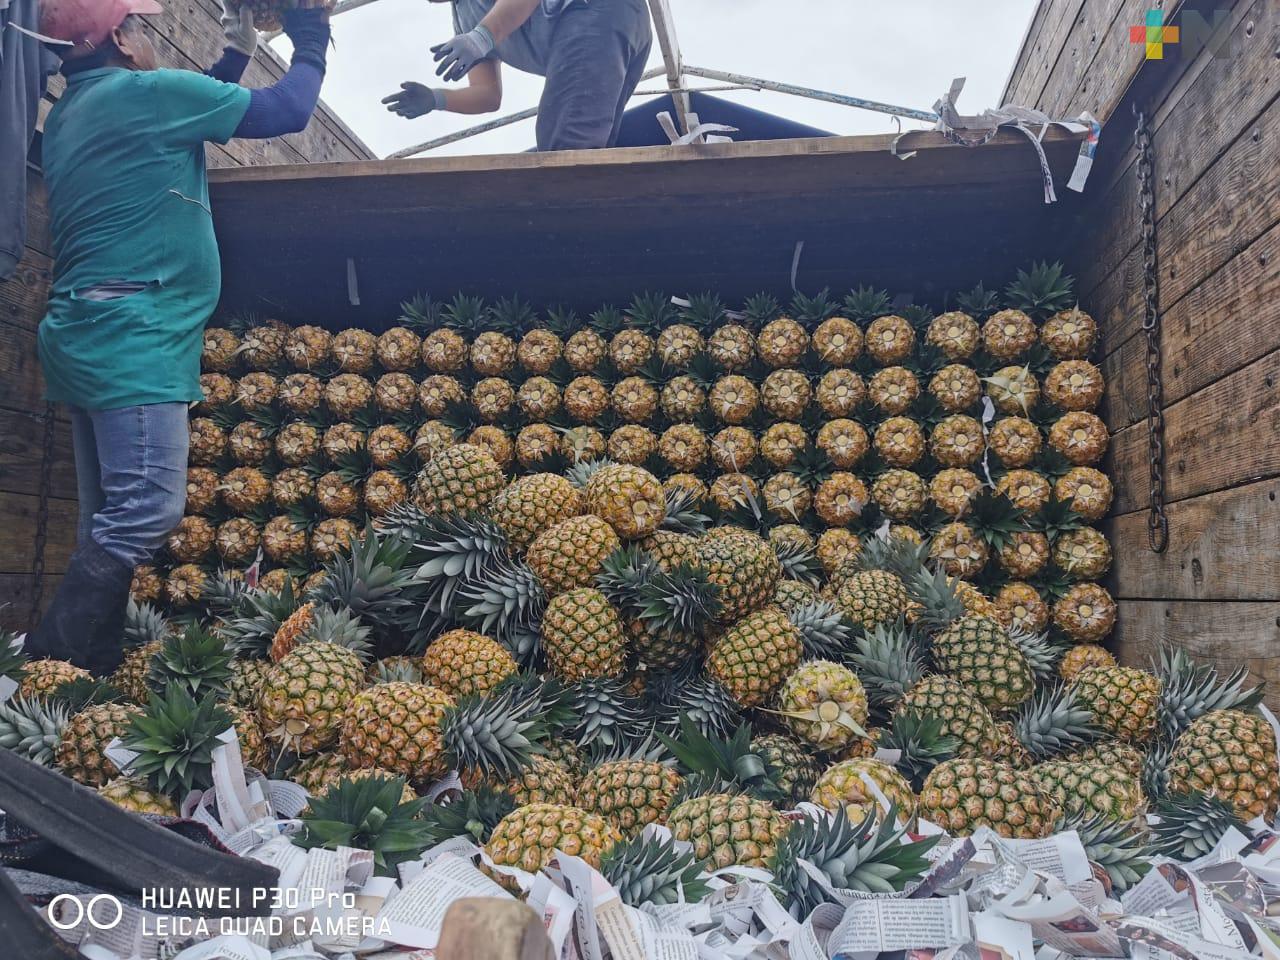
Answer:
[
  {"left": 403, "top": 513, "right": 510, "bottom": 612},
  {"left": 296, "top": 775, "right": 433, "bottom": 876},
  {"left": 843, "top": 286, "right": 892, "bottom": 323},
  {"left": 311, "top": 524, "right": 420, "bottom": 633},
  {"left": 658, "top": 716, "right": 784, "bottom": 802},
  {"left": 602, "top": 833, "right": 709, "bottom": 907},
  {"left": 148, "top": 623, "right": 234, "bottom": 699},
  {"left": 440, "top": 689, "right": 548, "bottom": 780},
  {"left": 123, "top": 688, "right": 233, "bottom": 798},
  {"left": 597, "top": 546, "right": 721, "bottom": 640},
  {"left": 563, "top": 678, "right": 646, "bottom": 751},
  {"left": 876, "top": 710, "right": 959, "bottom": 790},
  {"left": 1149, "top": 792, "right": 1246, "bottom": 861},
  {"left": 1063, "top": 814, "right": 1151, "bottom": 894},
  {"left": 1013, "top": 684, "right": 1098, "bottom": 761},
  {"left": 770, "top": 805, "right": 937, "bottom": 916},
  {"left": 847, "top": 621, "right": 928, "bottom": 721},
  {"left": 0, "top": 696, "right": 68, "bottom": 765},
  {"left": 1154, "top": 645, "right": 1264, "bottom": 742},
  {"left": 49, "top": 677, "right": 125, "bottom": 711},
  {"left": 420, "top": 787, "right": 516, "bottom": 847},
  {"left": 788, "top": 601, "right": 855, "bottom": 660},
  {"left": 1005, "top": 261, "right": 1075, "bottom": 318}
]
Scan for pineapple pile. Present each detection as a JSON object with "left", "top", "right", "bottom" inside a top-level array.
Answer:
[{"left": 6, "top": 262, "right": 1279, "bottom": 928}]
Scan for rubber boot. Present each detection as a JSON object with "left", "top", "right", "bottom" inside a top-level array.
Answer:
[{"left": 23, "top": 539, "right": 133, "bottom": 676}]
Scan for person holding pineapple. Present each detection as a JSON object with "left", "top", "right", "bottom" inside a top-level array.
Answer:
[
  {"left": 382, "top": 0, "right": 652, "bottom": 151},
  {"left": 25, "top": 0, "right": 333, "bottom": 674}
]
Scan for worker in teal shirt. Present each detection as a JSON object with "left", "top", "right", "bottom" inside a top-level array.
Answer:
[{"left": 28, "top": 0, "right": 332, "bottom": 673}]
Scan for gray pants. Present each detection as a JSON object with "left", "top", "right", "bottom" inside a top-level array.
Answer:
[{"left": 536, "top": 0, "right": 653, "bottom": 151}]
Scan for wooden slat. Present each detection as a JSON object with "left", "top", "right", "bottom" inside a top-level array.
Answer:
[
  {"left": 0, "top": 575, "right": 64, "bottom": 632},
  {"left": 0, "top": 247, "right": 52, "bottom": 333},
  {"left": 1006, "top": 0, "right": 1092, "bottom": 109},
  {"left": 0, "top": 320, "right": 50, "bottom": 417},
  {"left": 1112, "top": 600, "right": 1280, "bottom": 708},
  {"left": 0, "top": 407, "right": 77, "bottom": 502},
  {"left": 1106, "top": 478, "right": 1280, "bottom": 600},
  {"left": 1034, "top": 0, "right": 1134, "bottom": 119},
  {"left": 0, "top": 493, "right": 76, "bottom": 576},
  {"left": 1107, "top": 347, "right": 1280, "bottom": 514}
]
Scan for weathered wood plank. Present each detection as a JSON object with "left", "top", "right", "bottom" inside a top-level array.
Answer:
[
  {"left": 0, "top": 320, "right": 49, "bottom": 416},
  {"left": 0, "top": 493, "right": 77, "bottom": 576},
  {"left": 1112, "top": 600, "right": 1280, "bottom": 707},
  {"left": 0, "top": 247, "right": 52, "bottom": 333},
  {"left": 1106, "top": 478, "right": 1280, "bottom": 600},
  {"left": 1107, "top": 347, "right": 1280, "bottom": 514},
  {"left": 0, "top": 407, "right": 77, "bottom": 502},
  {"left": 1005, "top": 0, "right": 1090, "bottom": 109},
  {"left": 1037, "top": 0, "right": 1138, "bottom": 120},
  {"left": 0, "top": 575, "right": 64, "bottom": 632}
]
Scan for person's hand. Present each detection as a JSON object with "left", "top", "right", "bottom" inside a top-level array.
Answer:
[
  {"left": 382, "top": 83, "right": 442, "bottom": 119},
  {"left": 219, "top": 0, "right": 256, "bottom": 57},
  {"left": 430, "top": 25, "right": 495, "bottom": 82}
]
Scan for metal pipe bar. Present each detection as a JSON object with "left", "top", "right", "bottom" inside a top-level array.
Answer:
[
  {"left": 682, "top": 65, "right": 939, "bottom": 123},
  {"left": 646, "top": 0, "right": 690, "bottom": 135},
  {"left": 633, "top": 84, "right": 761, "bottom": 96}
]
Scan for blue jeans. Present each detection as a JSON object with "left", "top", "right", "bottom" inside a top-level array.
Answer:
[
  {"left": 69, "top": 403, "right": 189, "bottom": 568},
  {"left": 536, "top": 0, "right": 652, "bottom": 150}
]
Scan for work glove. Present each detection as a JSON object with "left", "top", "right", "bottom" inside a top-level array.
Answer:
[
  {"left": 219, "top": 0, "right": 257, "bottom": 57},
  {"left": 431, "top": 24, "right": 495, "bottom": 82},
  {"left": 382, "top": 82, "right": 443, "bottom": 119}
]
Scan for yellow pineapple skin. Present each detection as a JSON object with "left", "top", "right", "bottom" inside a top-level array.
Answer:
[
  {"left": 667, "top": 793, "right": 786, "bottom": 869},
  {"left": 576, "top": 760, "right": 681, "bottom": 836},
  {"left": 584, "top": 464, "right": 665, "bottom": 540},
  {"left": 260, "top": 641, "right": 368, "bottom": 756},
  {"left": 1069, "top": 666, "right": 1161, "bottom": 743},
  {"left": 422, "top": 629, "right": 517, "bottom": 697},
  {"left": 811, "top": 758, "right": 916, "bottom": 821},
  {"left": 541, "top": 588, "right": 627, "bottom": 681},
  {"left": 920, "top": 758, "right": 1060, "bottom": 839},
  {"left": 706, "top": 606, "right": 801, "bottom": 707},
  {"left": 778, "top": 660, "right": 868, "bottom": 750},
  {"left": 486, "top": 803, "right": 621, "bottom": 875},
  {"left": 1168, "top": 710, "right": 1280, "bottom": 821},
  {"left": 338, "top": 682, "right": 454, "bottom": 779},
  {"left": 527, "top": 515, "right": 621, "bottom": 596}
]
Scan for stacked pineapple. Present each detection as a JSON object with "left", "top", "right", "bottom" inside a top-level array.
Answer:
[{"left": 7, "top": 263, "right": 1277, "bottom": 915}]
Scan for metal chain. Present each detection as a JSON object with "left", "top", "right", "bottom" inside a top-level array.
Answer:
[
  {"left": 28, "top": 402, "right": 57, "bottom": 627},
  {"left": 1133, "top": 104, "right": 1169, "bottom": 553}
]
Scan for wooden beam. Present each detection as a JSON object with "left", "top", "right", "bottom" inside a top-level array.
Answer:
[{"left": 647, "top": 0, "right": 691, "bottom": 136}]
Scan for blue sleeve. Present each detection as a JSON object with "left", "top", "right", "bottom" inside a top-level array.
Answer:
[
  {"left": 207, "top": 48, "right": 251, "bottom": 84},
  {"left": 150, "top": 70, "right": 252, "bottom": 146},
  {"left": 233, "top": 62, "right": 323, "bottom": 139}
]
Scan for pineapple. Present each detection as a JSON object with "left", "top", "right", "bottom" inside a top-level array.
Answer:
[
  {"left": 930, "top": 468, "right": 982, "bottom": 516},
  {"left": 1054, "top": 467, "right": 1113, "bottom": 521},
  {"left": 926, "top": 311, "right": 980, "bottom": 360},
  {"left": 709, "top": 473, "right": 760, "bottom": 513},
  {"left": 197, "top": 372, "right": 234, "bottom": 411},
  {"left": 666, "top": 793, "right": 785, "bottom": 869},
  {"left": 130, "top": 565, "right": 164, "bottom": 604},
  {"left": 166, "top": 516, "right": 215, "bottom": 563},
  {"left": 998, "top": 531, "right": 1050, "bottom": 579},
  {"left": 423, "top": 300, "right": 474, "bottom": 373},
  {"left": 757, "top": 307, "right": 809, "bottom": 369},
  {"left": 215, "top": 518, "right": 261, "bottom": 564},
  {"left": 275, "top": 421, "right": 321, "bottom": 465},
  {"left": 874, "top": 417, "right": 925, "bottom": 468},
  {"left": 471, "top": 377, "right": 515, "bottom": 423},
  {"left": 816, "top": 528, "right": 859, "bottom": 576},
  {"left": 815, "top": 368, "right": 866, "bottom": 417},
  {"left": 219, "top": 466, "right": 271, "bottom": 513},
  {"left": 998, "top": 582, "right": 1051, "bottom": 634},
  {"left": 98, "top": 777, "right": 178, "bottom": 816},
  {"left": 1070, "top": 666, "right": 1161, "bottom": 743},
  {"left": 761, "top": 369, "right": 812, "bottom": 421},
  {"left": 53, "top": 702, "right": 140, "bottom": 787},
  {"left": 414, "top": 443, "right": 505, "bottom": 516},
  {"left": 710, "top": 426, "right": 757, "bottom": 472},
  {"left": 864, "top": 314, "right": 914, "bottom": 365},
  {"left": 487, "top": 472, "right": 583, "bottom": 551},
  {"left": 563, "top": 376, "right": 611, "bottom": 423},
  {"left": 871, "top": 470, "right": 927, "bottom": 520},
  {"left": 660, "top": 374, "right": 707, "bottom": 423},
  {"left": 374, "top": 373, "right": 418, "bottom": 416},
  {"left": 228, "top": 658, "right": 273, "bottom": 708},
  {"left": 185, "top": 466, "right": 220, "bottom": 515},
  {"left": 988, "top": 416, "right": 1042, "bottom": 467},
  {"left": 376, "top": 324, "right": 423, "bottom": 373},
  {"left": 777, "top": 661, "right": 867, "bottom": 751},
  {"left": 709, "top": 296, "right": 763, "bottom": 371},
  {"left": 311, "top": 518, "right": 358, "bottom": 563},
  {"left": 868, "top": 366, "right": 920, "bottom": 415},
  {"left": 932, "top": 616, "right": 1035, "bottom": 714},
  {"left": 614, "top": 293, "right": 664, "bottom": 373},
  {"left": 325, "top": 373, "right": 373, "bottom": 419},
  {"left": 283, "top": 325, "right": 333, "bottom": 370},
  {"left": 164, "top": 564, "right": 208, "bottom": 606},
  {"left": 467, "top": 426, "right": 514, "bottom": 470},
  {"left": 897, "top": 675, "right": 1000, "bottom": 759},
  {"left": 828, "top": 569, "right": 908, "bottom": 630},
  {"left": 188, "top": 417, "right": 226, "bottom": 466},
  {"left": 561, "top": 426, "right": 607, "bottom": 463},
  {"left": 1059, "top": 644, "right": 1116, "bottom": 682},
  {"left": 659, "top": 424, "right": 709, "bottom": 472},
  {"left": 423, "top": 630, "right": 517, "bottom": 697},
  {"left": 339, "top": 681, "right": 453, "bottom": 778},
  {"left": 542, "top": 587, "right": 627, "bottom": 681},
  {"left": 332, "top": 328, "right": 377, "bottom": 374},
  {"left": 708, "top": 374, "right": 759, "bottom": 425},
  {"left": 995, "top": 469, "right": 1052, "bottom": 513},
  {"left": 417, "top": 374, "right": 465, "bottom": 418},
  {"left": 1054, "top": 583, "right": 1117, "bottom": 642},
  {"left": 517, "top": 327, "right": 563, "bottom": 376},
  {"left": 322, "top": 422, "right": 366, "bottom": 462},
  {"left": 919, "top": 758, "right": 1060, "bottom": 838},
  {"left": 257, "top": 569, "right": 295, "bottom": 594},
  {"left": 1048, "top": 412, "right": 1109, "bottom": 465},
  {"left": 486, "top": 803, "right": 621, "bottom": 874},
  {"left": 228, "top": 419, "right": 273, "bottom": 465},
  {"left": 583, "top": 463, "right": 666, "bottom": 539},
  {"left": 762, "top": 473, "right": 811, "bottom": 521},
  {"left": 566, "top": 314, "right": 609, "bottom": 371},
  {"left": 485, "top": 755, "right": 576, "bottom": 807},
  {"left": 515, "top": 424, "right": 560, "bottom": 468},
  {"left": 1053, "top": 527, "right": 1112, "bottom": 580},
  {"left": 706, "top": 606, "right": 802, "bottom": 707},
  {"left": 816, "top": 419, "right": 869, "bottom": 469},
  {"left": 1045, "top": 360, "right": 1104, "bottom": 411},
  {"left": 364, "top": 470, "right": 408, "bottom": 516},
  {"left": 810, "top": 758, "right": 916, "bottom": 821},
  {"left": 984, "top": 366, "right": 1040, "bottom": 417},
  {"left": 262, "top": 515, "right": 308, "bottom": 563},
  {"left": 759, "top": 422, "right": 807, "bottom": 469},
  {"left": 276, "top": 372, "right": 322, "bottom": 416},
  {"left": 1030, "top": 761, "right": 1145, "bottom": 823},
  {"left": 664, "top": 473, "right": 707, "bottom": 504},
  {"left": 577, "top": 760, "right": 682, "bottom": 835},
  {"left": 271, "top": 467, "right": 314, "bottom": 509},
  {"left": 516, "top": 376, "right": 561, "bottom": 420},
  {"left": 930, "top": 415, "right": 985, "bottom": 468},
  {"left": 368, "top": 424, "right": 413, "bottom": 467},
  {"left": 607, "top": 425, "right": 657, "bottom": 465},
  {"left": 239, "top": 319, "right": 286, "bottom": 370},
  {"left": 809, "top": 297, "right": 862, "bottom": 366},
  {"left": 696, "top": 531, "right": 782, "bottom": 621},
  {"left": 1167, "top": 710, "right": 1280, "bottom": 821},
  {"left": 260, "top": 640, "right": 368, "bottom": 755},
  {"left": 611, "top": 376, "right": 659, "bottom": 423},
  {"left": 929, "top": 363, "right": 982, "bottom": 412},
  {"left": 655, "top": 308, "right": 706, "bottom": 369},
  {"left": 201, "top": 326, "right": 240, "bottom": 372},
  {"left": 982, "top": 309, "right": 1037, "bottom": 360},
  {"left": 415, "top": 420, "right": 459, "bottom": 461},
  {"left": 928, "top": 522, "right": 988, "bottom": 580},
  {"left": 752, "top": 733, "right": 820, "bottom": 804},
  {"left": 1042, "top": 306, "right": 1097, "bottom": 359},
  {"left": 315, "top": 470, "right": 361, "bottom": 518},
  {"left": 813, "top": 473, "right": 869, "bottom": 526},
  {"left": 1069, "top": 740, "right": 1144, "bottom": 778}
]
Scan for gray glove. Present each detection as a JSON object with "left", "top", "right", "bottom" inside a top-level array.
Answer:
[
  {"left": 220, "top": 1, "right": 257, "bottom": 57},
  {"left": 431, "top": 24, "right": 495, "bottom": 82},
  {"left": 382, "top": 83, "right": 444, "bottom": 119}
]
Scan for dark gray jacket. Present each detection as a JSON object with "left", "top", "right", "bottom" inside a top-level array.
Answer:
[{"left": 1, "top": 0, "right": 59, "bottom": 279}]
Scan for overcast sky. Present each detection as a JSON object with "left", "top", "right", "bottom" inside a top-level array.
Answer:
[{"left": 274, "top": 0, "right": 1039, "bottom": 158}]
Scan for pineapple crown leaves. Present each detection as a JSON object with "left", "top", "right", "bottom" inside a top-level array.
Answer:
[
  {"left": 842, "top": 285, "right": 892, "bottom": 322},
  {"left": 49, "top": 677, "right": 126, "bottom": 711},
  {"left": 588, "top": 305, "right": 626, "bottom": 338},
  {"left": 1012, "top": 683, "right": 1099, "bottom": 761},
  {"left": 419, "top": 786, "right": 516, "bottom": 847},
  {"left": 770, "top": 804, "right": 938, "bottom": 916},
  {"left": 0, "top": 695, "right": 68, "bottom": 765},
  {"left": 456, "top": 559, "right": 546, "bottom": 644},
  {"left": 847, "top": 620, "right": 929, "bottom": 718},
  {"left": 789, "top": 288, "right": 836, "bottom": 327},
  {"left": 440, "top": 688, "right": 549, "bottom": 780},
  {"left": 1010, "top": 628, "right": 1068, "bottom": 684},
  {"left": 788, "top": 600, "right": 857, "bottom": 661},
  {"left": 660, "top": 485, "right": 713, "bottom": 536},
  {"left": 496, "top": 671, "right": 576, "bottom": 735},
  {"left": 584, "top": 723, "right": 673, "bottom": 765},
  {"left": 741, "top": 292, "right": 781, "bottom": 326},
  {"left": 0, "top": 633, "right": 27, "bottom": 688},
  {"left": 965, "top": 490, "right": 1030, "bottom": 550},
  {"left": 215, "top": 580, "right": 300, "bottom": 658},
  {"left": 601, "top": 831, "right": 710, "bottom": 907},
  {"left": 303, "top": 604, "right": 376, "bottom": 663},
  {"left": 640, "top": 668, "right": 741, "bottom": 741},
  {"left": 441, "top": 293, "right": 490, "bottom": 336},
  {"left": 905, "top": 565, "right": 968, "bottom": 635},
  {"left": 953, "top": 283, "right": 1000, "bottom": 320},
  {"left": 489, "top": 294, "right": 537, "bottom": 335},
  {"left": 625, "top": 291, "right": 676, "bottom": 331},
  {"left": 774, "top": 542, "right": 824, "bottom": 588},
  {"left": 1149, "top": 791, "right": 1248, "bottom": 862},
  {"left": 596, "top": 547, "right": 722, "bottom": 638},
  {"left": 679, "top": 292, "right": 728, "bottom": 332},
  {"left": 370, "top": 658, "right": 424, "bottom": 684},
  {"left": 1142, "top": 737, "right": 1174, "bottom": 802},
  {"left": 310, "top": 524, "right": 420, "bottom": 631},
  {"left": 1029, "top": 496, "right": 1085, "bottom": 541},
  {"left": 564, "top": 457, "right": 616, "bottom": 490},
  {"left": 295, "top": 774, "right": 433, "bottom": 877},
  {"left": 148, "top": 622, "right": 235, "bottom": 699},
  {"left": 404, "top": 513, "right": 511, "bottom": 611},
  {"left": 876, "top": 709, "right": 958, "bottom": 790},
  {"left": 857, "top": 534, "right": 929, "bottom": 581},
  {"left": 1004, "top": 261, "right": 1075, "bottom": 318},
  {"left": 123, "top": 600, "right": 171, "bottom": 648},
  {"left": 397, "top": 293, "right": 441, "bottom": 329},
  {"left": 656, "top": 716, "right": 785, "bottom": 803},
  {"left": 1153, "top": 645, "right": 1265, "bottom": 742},
  {"left": 565, "top": 678, "right": 647, "bottom": 751},
  {"left": 123, "top": 688, "right": 234, "bottom": 799},
  {"left": 543, "top": 304, "right": 581, "bottom": 339},
  {"left": 1059, "top": 813, "right": 1152, "bottom": 894},
  {"left": 900, "top": 303, "right": 935, "bottom": 331}
]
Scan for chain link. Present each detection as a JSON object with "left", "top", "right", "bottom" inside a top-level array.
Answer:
[
  {"left": 28, "top": 402, "right": 57, "bottom": 627},
  {"left": 1133, "top": 105, "right": 1169, "bottom": 553}
]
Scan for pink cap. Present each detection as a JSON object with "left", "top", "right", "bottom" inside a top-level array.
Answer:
[{"left": 38, "top": 0, "right": 164, "bottom": 58}]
